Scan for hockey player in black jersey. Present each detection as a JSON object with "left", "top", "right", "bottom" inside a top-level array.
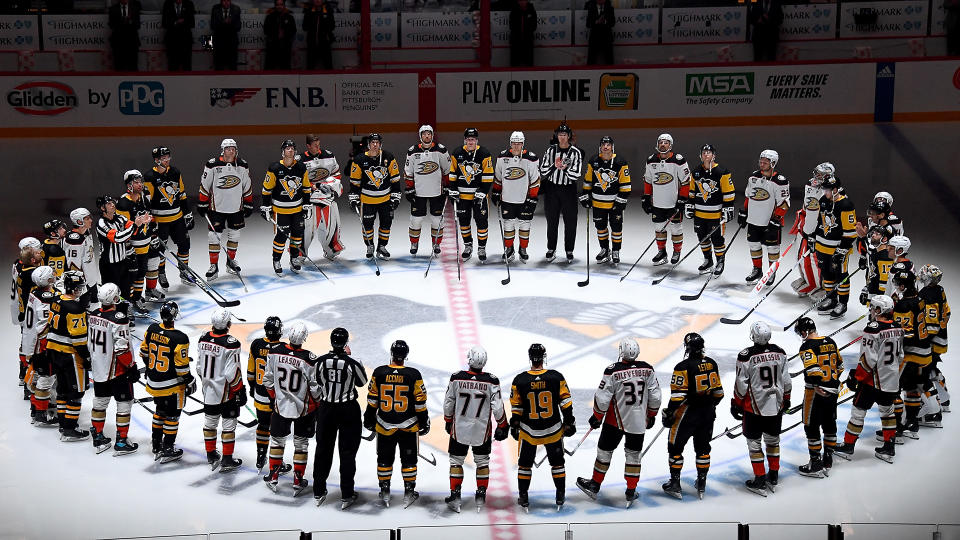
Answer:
[
  {"left": 41, "top": 219, "right": 67, "bottom": 278},
  {"left": 918, "top": 264, "right": 950, "bottom": 426},
  {"left": 794, "top": 317, "right": 843, "bottom": 478},
  {"left": 687, "top": 144, "right": 735, "bottom": 275},
  {"left": 248, "top": 316, "right": 283, "bottom": 471},
  {"left": 261, "top": 139, "right": 311, "bottom": 275},
  {"left": 142, "top": 301, "right": 193, "bottom": 462},
  {"left": 449, "top": 128, "right": 495, "bottom": 262},
  {"left": 581, "top": 136, "right": 630, "bottom": 265},
  {"left": 510, "top": 343, "right": 575, "bottom": 511},
  {"left": 47, "top": 270, "right": 92, "bottom": 442},
  {"left": 145, "top": 145, "right": 193, "bottom": 287},
  {"left": 814, "top": 175, "right": 857, "bottom": 318},
  {"left": 365, "top": 340, "right": 429, "bottom": 508},
  {"left": 349, "top": 133, "right": 402, "bottom": 260},
  {"left": 116, "top": 169, "right": 164, "bottom": 305}
]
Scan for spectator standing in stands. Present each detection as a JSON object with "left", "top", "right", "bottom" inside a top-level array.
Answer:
[
  {"left": 749, "top": 0, "right": 782, "bottom": 62},
  {"left": 303, "top": 0, "right": 335, "bottom": 70},
  {"left": 211, "top": 0, "right": 241, "bottom": 70},
  {"left": 264, "top": 0, "right": 296, "bottom": 70},
  {"left": 585, "top": 0, "right": 614, "bottom": 65},
  {"left": 509, "top": 0, "right": 537, "bottom": 67},
  {"left": 162, "top": 0, "right": 196, "bottom": 71},
  {"left": 947, "top": 0, "right": 960, "bottom": 56},
  {"left": 108, "top": 0, "right": 142, "bottom": 71}
]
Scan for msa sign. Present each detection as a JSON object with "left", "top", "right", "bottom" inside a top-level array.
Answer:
[{"left": 685, "top": 73, "right": 755, "bottom": 96}]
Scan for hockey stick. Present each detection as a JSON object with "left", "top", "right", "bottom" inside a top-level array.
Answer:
[
  {"left": 719, "top": 250, "right": 806, "bottom": 325},
  {"left": 203, "top": 213, "right": 248, "bottom": 293},
  {"left": 424, "top": 199, "right": 447, "bottom": 279},
  {"left": 785, "top": 315, "right": 866, "bottom": 366},
  {"left": 681, "top": 224, "right": 744, "bottom": 301},
  {"left": 620, "top": 209, "right": 680, "bottom": 282},
  {"left": 497, "top": 205, "right": 511, "bottom": 286},
  {"left": 134, "top": 397, "right": 155, "bottom": 415},
  {"left": 781, "top": 393, "right": 855, "bottom": 434},
  {"left": 419, "top": 450, "right": 438, "bottom": 466},
  {"left": 711, "top": 425, "right": 738, "bottom": 441},
  {"left": 789, "top": 335, "right": 863, "bottom": 378},
  {"left": 265, "top": 214, "right": 334, "bottom": 283},
  {"left": 652, "top": 220, "right": 725, "bottom": 286},
  {"left": 640, "top": 424, "right": 666, "bottom": 460},
  {"left": 752, "top": 233, "right": 798, "bottom": 294},
  {"left": 361, "top": 429, "right": 376, "bottom": 441},
  {"left": 782, "top": 267, "right": 864, "bottom": 331},
  {"left": 162, "top": 253, "right": 240, "bottom": 308},
  {"left": 359, "top": 200, "right": 382, "bottom": 277},
  {"left": 578, "top": 205, "right": 591, "bottom": 287},
  {"left": 563, "top": 426, "right": 594, "bottom": 455}
]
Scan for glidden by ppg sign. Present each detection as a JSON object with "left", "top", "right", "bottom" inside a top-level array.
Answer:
[{"left": 7, "top": 81, "right": 77, "bottom": 115}]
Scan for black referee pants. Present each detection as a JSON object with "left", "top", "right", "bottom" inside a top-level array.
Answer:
[
  {"left": 542, "top": 182, "right": 578, "bottom": 253},
  {"left": 313, "top": 400, "right": 362, "bottom": 497}
]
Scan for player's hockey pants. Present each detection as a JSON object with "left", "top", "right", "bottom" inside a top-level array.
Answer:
[
  {"left": 592, "top": 207, "right": 624, "bottom": 251},
  {"left": 51, "top": 350, "right": 86, "bottom": 431},
  {"left": 666, "top": 404, "right": 715, "bottom": 479},
  {"left": 448, "top": 437, "right": 492, "bottom": 491},
  {"left": 362, "top": 202, "right": 394, "bottom": 247},
  {"left": 409, "top": 195, "right": 446, "bottom": 245},
  {"left": 742, "top": 412, "right": 782, "bottom": 476},
  {"left": 542, "top": 182, "right": 578, "bottom": 253},
  {"left": 314, "top": 400, "right": 362, "bottom": 496},
  {"left": 817, "top": 248, "right": 851, "bottom": 304},
  {"left": 517, "top": 439, "right": 564, "bottom": 493},
  {"left": 272, "top": 211, "right": 305, "bottom": 261},
  {"left": 376, "top": 430, "right": 418, "bottom": 486},
  {"left": 844, "top": 384, "right": 896, "bottom": 443},
  {"left": 500, "top": 201, "right": 534, "bottom": 249},
  {"left": 694, "top": 218, "right": 726, "bottom": 260},
  {"left": 802, "top": 389, "right": 838, "bottom": 456},
  {"left": 652, "top": 206, "right": 683, "bottom": 252},
  {"left": 455, "top": 197, "right": 489, "bottom": 247},
  {"left": 152, "top": 392, "right": 185, "bottom": 451},
  {"left": 747, "top": 224, "right": 781, "bottom": 268},
  {"left": 592, "top": 422, "right": 644, "bottom": 489}
]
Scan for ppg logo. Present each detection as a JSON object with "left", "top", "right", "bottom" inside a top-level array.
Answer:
[{"left": 118, "top": 81, "right": 164, "bottom": 115}]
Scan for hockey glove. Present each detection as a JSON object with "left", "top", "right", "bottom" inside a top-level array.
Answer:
[
  {"left": 490, "top": 191, "right": 501, "bottom": 207},
  {"left": 494, "top": 425, "right": 509, "bottom": 441},
  {"left": 184, "top": 212, "right": 195, "bottom": 231},
  {"left": 646, "top": 414, "right": 656, "bottom": 430},
  {"left": 845, "top": 373, "right": 859, "bottom": 392},
  {"left": 445, "top": 420, "right": 452, "bottom": 435},
  {"left": 613, "top": 197, "right": 627, "bottom": 212},
  {"left": 125, "top": 365, "right": 141, "bottom": 384},
  {"left": 184, "top": 376, "right": 197, "bottom": 397},
  {"left": 525, "top": 197, "right": 538, "bottom": 212},
  {"left": 769, "top": 214, "right": 784, "bottom": 227},
  {"left": 390, "top": 193, "right": 401, "bottom": 210},
  {"left": 363, "top": 407, "right": 376, "bottom": 432},
  {"left": 684, "top": 202, "right": 695, "bottom": 219},
  {"left": 730, "top": 402, "right": 744, "bottom": 421},
  {"left": 563, "top": 421, "right": 577, "bottom": 437},
  {"left": 722, "top": 206, "right": 735, "bottom": 224},
  {"left": 349, "top": 194, "right": 361, "bottom": 215},
  {"left": 418, "top": 416, "right": 430, "bottom": 436},
  {"left": 675, "top": 200, "right": 687, "bottom": 217},
  {"left": 447, "top": 188, "right": 460, "bottom": 202},
  {"left": 737, "top": 208, "right": 748, "bottom": 228},
  {"left": 509, "top": 415, "right": 521, "bottom": 440},
  {"left": 859, "top": 255, "right": 868, "bottom": 270},
  {"left": 242, "top": 203, "right": 254, "bottom": 218},
  {"left": 860, "top": 286, "right": 870, "bottom": 306},
  {"left": 641, "top": 195, "right": 652, "bottom": 215},
  {"left": 578, "top": 193, "right": 590, "bottom": 209},
  {"left": 661, "top": 407, "right": 675, "bottom": 427},
  {"left": 195, "top": 203, "right": 208, "bottom": 217},
  {"left": 832, "top": 248, "right": 848, "bottom": 272},
  {"left": 405, "top": 191, "right": 416, "bottom": 205},
  {"left": 781, "top": 396, "right": 790, "bottom": 413},
  {"left": 588, "top": 414, "right": 602, "bottom": 430},
  {"left": 235, "top": 388, "right": 248, "bottom": 406},
  {"left": 259, "top": 206, "right": 271, "bottom": 222}
]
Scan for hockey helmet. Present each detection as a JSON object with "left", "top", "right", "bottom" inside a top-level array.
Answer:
[
  {"left": 888, "top": 235, "right": 910, "bottom": 257},
  {"left": 892, "top": 266, "right": 917, "bottom": 294},
  {"left": 463, "top": 127, "right": 480, "bottom": 140},
  {"left": 510, "top": 131, "right": 525, "bottom": 145},
  {"left": 656, "top": 133, "right": 673, "bottom": 152},
  {"left": 822, "top": 175, "right": 842, "bottom": 192},
  {"left": 874, "top": 191, "right": 894, "bottom": 207},
  {"left": 330, "top": 326, "right": 349, "bottom": 349},
  {"left": 18, "top": 236, "right": 41, "bottom": 251},
  {"left": 418, "top": 124, "right": 434, "bottom": 136},
  {"left": 869, "top": 198, "right": 891, "bottom": 217},
  {"left": 69, "top": 208, "right": 91, "bottom": 227},
  {"left": 211, "top": 307, "right": 231, "bottom": 331},
  {"left": 759, "top": 149, "right": 779, "bottom": 169},
  {"left": 287, "top": 321, "right": 308, "bottom": 346},
  {"left": 700, "top": 143, "right": 717, "bottom": 157},
  {"left": 683, "top": 332, "right": 705, "bottom": 357},
  {"left": 280, "top": 139, "right": 296, "bottom": 151},
  {"left": 794, "top": 317, "right": 817, "bottom": 338},
  {"left": 618, "top": 338, "right": 640, "bottom": 362},
  {"left": 599, "top": 135, "right": 615, "bottom": 154},
  {"left": 160, "top": 301, "right": 179, "bottom": 323},
  {"left": 467, "top": 345, "right": 488, "bottom": 371},
  {"left": 918, "top": 264, "right": 943, "bottom": 288},
  {"left": 264, "top": 316, "right": 283, "bottom": 341},
  {"left": 62, "top": 270, "right": 85, "bottom": 295},
  {"left": 96, "top": 195, "right": 117, "bottom": 210},
  {"left": 220, "top": 138, "right": 238, "bottom": 152},
  {"left": 870, "top": 294, "right": 895, "bottom": 316},
  {"left": 390, "top": 339, "right": 410, "bottom": 361},
  {"left": 31, "top": 266, "right": 55, "bottom": 288},
  {"left": 124, "top": 169, "right": 143, "bottom": 188},
  {"left": 749, "top": 321, "right": 772, "bottom": 346},
  {"left": 367, "top": 133, "right": 383, "bottom": 143},
  {"left": 152, "top": 146, "right": 171, "bottom": 160},
  {"left": 812, "top": 162, "right": 835, "bottom": 186},
  {"left": 98, "top": 282, "right": 122, "bottom": 306},
  {"left": 528, "top": 343, "right": 547, "bottom": 366},
  {"left": 43, "top": 219, "right": 66, "bottom": 238},
  {"left": 555, "top": 123, "right": 572, "bottom": 136}
]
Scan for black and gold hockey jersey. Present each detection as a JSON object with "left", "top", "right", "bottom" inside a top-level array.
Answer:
[
  {"left": 248, "top": 336, "right": 281, "bottom": 412},
  {"left": 798, "top": 336, "right": 843, "bottom": 393},
  {"left": 448, "top": 145, "right": 494, "bottom": 202},
  {"left": 689, "top": 163, "right": 735, "bottom": 220},
  {"left": 116, "top": 193, "right": 154, "bottom": 255},
  {"left": 920, "top": 284, "right": 950, "bottom": 354},
  {"left": 15, "top": 264, "right": 37, "bottom": 323},
  {"left": 46, "top": 293, "right": 89, "bottom": 358},
  {"left": 894, "top": 294, "right": 931, "bottom": 365},
  {"left": 262, "top": 159, "right": 311, "bottom": 214},
  {"left": 366, "top": 363, "right": 428, "bottom": 435},
  {"left": 667, "top": 355, "right": 724, "bottom": 411},
  {"left": 145, "top": 165, "right": 190, "bottom": 223},
  {"left": 350, "top": 151, "right": 401, "bottom": 205},
  {"left": 815, "top": 193, "right": 857, "bottom": 256},
  {"left": 141, "top": 322, "right": 192, "bottom": 398},
  {"left": 509, "top": 369, "right": 573, "bottom": 445},
  {"left": 41, "top": 239, "right": 66, "bottom": 277},
  {"left": 583, "top": 153, "right": 631, "bottom": 210}
]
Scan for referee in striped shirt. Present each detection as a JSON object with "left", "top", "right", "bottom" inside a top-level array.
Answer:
[
  {"left": 312, "top": 327, "right": 368, "bottom": 508},
  {"left": 538, "top": 123, "right": 584, "bottom": 263}
]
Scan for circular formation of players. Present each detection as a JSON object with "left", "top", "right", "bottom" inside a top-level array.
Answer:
[{"left": 10, "top": 124, "right": 952, "bottom": 513}]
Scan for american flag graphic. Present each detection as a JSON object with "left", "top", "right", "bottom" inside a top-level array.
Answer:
[{"left": 209, "top": 87, "right": 261, "bottom": 107}]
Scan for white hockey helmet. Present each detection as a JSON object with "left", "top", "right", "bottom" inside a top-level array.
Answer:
[
  {"left": 759, "top": 149, "right": 779, "bottom": 169},
  {"left": 467, "top": 345, "right": 488, "bottom": 371},
  {"left": 69, "top": 208, "right": 91, "bottom": 227},
  {"left": 888, "top": 235, "right": 910, "bottom": 256},
  {"left": 655, "top": 133, "right": 673, "bottom": 152},
  {"left": 32, "top": 266, "right": 55, "bottom": 288},
  {"left": 220, "top": 138, "right": 238, "bottom": 152},
  {"left": 811, "top": 162, "right": 835, "bottom": 187},
  {"left": 124, "top": 169, "right": 143, "bottom": 183},
  {"left": 618, "top": 338, "right": 640, "bottom": 362},
  {"left": 418, "top": 124, "right": 433, "bottom": 136},
  {"left": 749, "top": 321, "right": 772, "bottom": 346},
  {"left": 510, "top": 131, "right": 525, "bottom": 145},
  {"left": 874, "top": 191, "right": 894, "bottom": 207},
  {"left": 870, "top": 294, "right": 895, "bottom": 316},
  {"left": 287, "top": 321, "right": 309, "bottom": 346},
  {"left": 18, "top": 236, "right": 41, "bottom": 251},
  {"left": 918, "top": 264, "right": 943, "bottom": 288},
  {"left": 211, "top": 308, "right": 231, "bottom": 331},
  {"left": 98, "top": 282, "right": 122, "bottom": 306}
]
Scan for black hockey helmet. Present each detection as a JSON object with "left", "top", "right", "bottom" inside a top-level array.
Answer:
[
  {"left": 96, "top": 194, "right": 117, "bottom": 210},
  {"left": 152, "top": 146, "right": 171, "bottom": 160},
  {"left": 160, "top": 301, "right": 179, "bottom": 324},
  {"left": 599, "top": 135, "right": 614, "bottom": 146},
  {"left": 701, "top": 143, "right": 717, "bottom": 156},
  {"left": 62, "top": 270, "right": 85, "bottom": 295},
  {"left": 330, "top": 327, "right": 349, "bottom": 349},
  {"left": 794, "top": 317, "right": 817, "bottom": 337},
  {"left": 822, "top": 175, "right": 842, "bottom": 191},
  {"left": 683, "top": 332, "right": 705, "bottom": 357},
  {"left": 891, "top": 265, "right": 917, "bottom": 293},
  {"left": 264, "top": 316, "right": 283, "bottom": 341},
  {"left": 281, "top": 138, "right": 296, "bottom": 151},
  {"left": 528, "top": 343, "right": 547, "bottom": 364},
  {"left": 390, "top": 339, "right": 409, "bottom": 361},
  {"left": 43, "top": 218, "right": 66, "bottom": 238},
  {"left": 368, "top": 133, "right": 383, "bottom": 143},
  {"left": 555, "top": 123, "right": 572, "bottom": 136},
  {"left": 869, "top": 198, "right": 891, "bottom": 216},
  {"left": 464, "top": 127, "right": 480, "bottom": 139}
]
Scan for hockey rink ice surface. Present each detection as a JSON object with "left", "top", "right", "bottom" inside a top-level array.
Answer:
[{"left": 1, "top": 123, "right": 959, "bottom": 540}]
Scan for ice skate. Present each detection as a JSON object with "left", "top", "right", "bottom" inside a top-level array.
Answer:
[
  {"left": 611, "top": 250, "right": 620, "bottom": 265},
  {"left": 475, "top": 487, "right": 486, "bottom": 512},
  {"left": 920, "top": 413, "right": 943, "bottom": 428},
  {"left": 625, "top": 488, "right": 639, "bottom": 508},
  {"left": 341, "top": 492, "right": 360, "bottom": 510},
  {"left": 263, "top": 467, "right": 280, "bottom": 493},
  {"left": 798, "top": 455, "right": 825, "bottom": 478},
  {"left": 290, "top": 258, "right": 301, "bottom": 274},
  {"left": 477, "top": 245, "right": 487, "bottom": 262},
  {"left": 403, "top": 482, "right": 419, "bottom": 508},
  {"left": 376, "top": 245, "right": 391, "bottom": 260},
  {"left": 445, "top": 488, "right": 462, "bottom": 513},
  {"left": 220, "top": 455, "right": 242, "bottom": 473},
  {"left": 698, "top": 257, "right": 713, "bottom": 274},
  {"left": 745, "top": 266, "right": 762, "bottom": 283},
  {"left": 875, "top": 441, "right": 896, "bottom": 463},
  {"left": 366, "top": 244, "right": 375, "bottom": 259},
  {"left": 225, "top": 257, "right": 241, "bottom": 275},
  {"left": 205, "top": 263, "right": 219, "bottom": 281},
  {"left": 60, "top": 427, "right": 90, "bottom": 442},
  {"left": 832, "top": 442, "right": 855, "bottom": 460},
  {"left": 461, "top": 243, "right": 473, "bottom": 261},
  {"left": 696, "top": 473, "right": 707, "bottom": 500},
  {"left": 207, "top": 450, "right": 222, "bottom": 471},
  {"left": 410, "top": 240, "right": 419, "bottom": 255},
  {"left": 566, "top": 251, "right": 574, "bottom": 264},
  {"left": 273, "top": 259, "right": 283, "bottom": 275},
  {"left": 158, "top": 272, "right": 169, "bottom": 289},
  {"left": 502, "top": 246, "right": 515, "bottom": 262},
  {"left": 595, "top": 247, "right": 610, "bottom": 263},
  {"left": 91, "top": 428, "right": 112, "bottom": 454},
  {"left": 661, "top": 478, "right": 682, "bottom": 499},
  {"left": 113, "top": 437, "right": 139, "bottom": 456},
  {"left": 830, "top": 302, "right": 848, "bottom": 319},
  {"left": 517, "top": 491, "right": 529, "bottom": 513},
  {"left": 744, "top": 475, "right": 767, "bottom": 497},
  {"left": 555, "top": 488, "right": 565, "bottom": 511},
  {"left": 544, "top": 249, "right": 555, "bottom": 262},
  {"left": 144, "top": 287, "right": 165, "bottom": 302},
  {"left": 315, "top": 488, "right": 328, "bottom": 507},
  {"left": 713, "top": 255, "right": 726, "bottom": 276},
  {"left": 766, "top": 470, "right": 778, "bottom": 493},
  {"left": 378, "top": 481, "right": 391, "bottom": 508},
  {"left": 576, "top": 477, "right": 600, "bottom": 500},
  {"left": 670, "top": 250, "right": 681, "bottom": 265},
  {"left": 159, "top": 446, "right": 183, "bottom": 463},
  {"left": 652, "top": 249, "right": 668, "bottom": 266},
  {"left": 292, "top": 472, "right": 309, "bottom": 496},
  {"left": 518, "top": 247, "right": 529, "bottom": 262}
]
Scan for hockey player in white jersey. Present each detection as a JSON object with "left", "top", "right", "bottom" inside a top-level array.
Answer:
[
  {"left": 262, "top": 321, "right": 321, "bottom": 496},
  {"left": 731, "top": 322, "right": 791, "bottom": 496},
  {"left": 196, "top": 308, "right": 246, "bottom": 472},
  {"left": 299, "top": 134, "right": 345, "bottom": 260},
  {"left": 405, "top": 125, "right": 451, "bottom": 256},
  {"left": 197, "top": 139, "right": 254, "bottom": 281},
  {"left": 24, "top": 266, "right": 59, "bottom": 427},
  {"left": 643, "top": 134, "right": 691, "bottom": 265},
  {"left": 791, "top": 162, "right": 830, "bottom": 297},
  {"left": 493, "top": 131, "right": 540, "bottom": 262},
  {"left": 738, "top": 150, "right": 790, "bottom": 285},
  {"left": 88, "top": 283, "right": 139, "bottom": 455},
  {"left": 11, "top": 237, "right": 41, "bottom": 327},
  {"left": 442, "top": 346, "right": 509, "bottom": 512},
  {"left": 576, "top": 338, "right": 661, "bottom": 507},
  {"left": 833, "top": 295, "right": 904, "bottom": 463},
  {"left": 64, "top": 208, "right": 100, "bottom": 307}
]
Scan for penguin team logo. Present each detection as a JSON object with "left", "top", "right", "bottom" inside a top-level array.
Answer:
[
  {"left": 217, "top": 175, "right": 241, "bottom": 189},
  {"left": 804, "top": 196, "right": 820, "bottom": 211},
  {"left": 504, "top": 167, "right": 527, "bottom": 181},
  {"left": 416, "top": 161, "right": 440, "bottom": 175},
  {"left": 596, "top": 169, "right": 616, "bottom": 192},
  {"left": 750, "top": 187, "right": 771, "bottom": 201},
  {"left": 459, "top": 161, "right": 480, "bottom": 184},
  {"left": 654, "top": 171, "right": 674, "bottom": 185},
  {"left": 366, "top": 167, "right": 388, "bottom": 188},
  {"left": 280, "top": 175, "right": 302, "bottom": 198},
  {"left": 821, "top": 213, "right": 837, "bottom": 235},
  {"left": 697, "top": 179, "right": 718, "bottom": 202},
  {"left": 160, "top": 181, "right": 179, "bottom": 206}
]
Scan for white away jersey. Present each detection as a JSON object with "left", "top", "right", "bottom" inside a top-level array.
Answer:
[
  {"left": 494, "top": 149, "right": 540, "bottom": 204},
  {"left": 196, "top": 332, "right": 242, "bottom": 405},
  {"left": 88, "top": 307, "right": 130, "bottom": 383},
  {"left": 859, "top": 320, "right": 905, "bottom": 393},
  {"left": 745, "top": 170, "right": 789, "bottom": 226},
  {"left": 63, "top": 231, "right": 100, "bottom": 286},
  {"left": 404, "top": 143, "right": 451, "bottom": 198},
  {"left": 21, "top": 289, "right": 55, "bottom": 357},
  {"left": 298, "top": 150, "right": 342, "bottom": 206},
  {"left": 264, "top": 345, "right": 320, "bottom": 419},
  {"left": 443, "top": 370, "right": 507, "bottom": 446},
  {"left": 644, "top": 153, "right": 691, "bottom": 209},
  {"left": 592, "top": 360, "right": 662, "bottom": 434},
  {"left": 735, "top": 344, "right": 791, "bottom": 416},
  {"left": 199, "top": 157, "right": 253, "bottom": 214},
  {"left": 802, "top": 182, "right": 824, "bottom": 236}
]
